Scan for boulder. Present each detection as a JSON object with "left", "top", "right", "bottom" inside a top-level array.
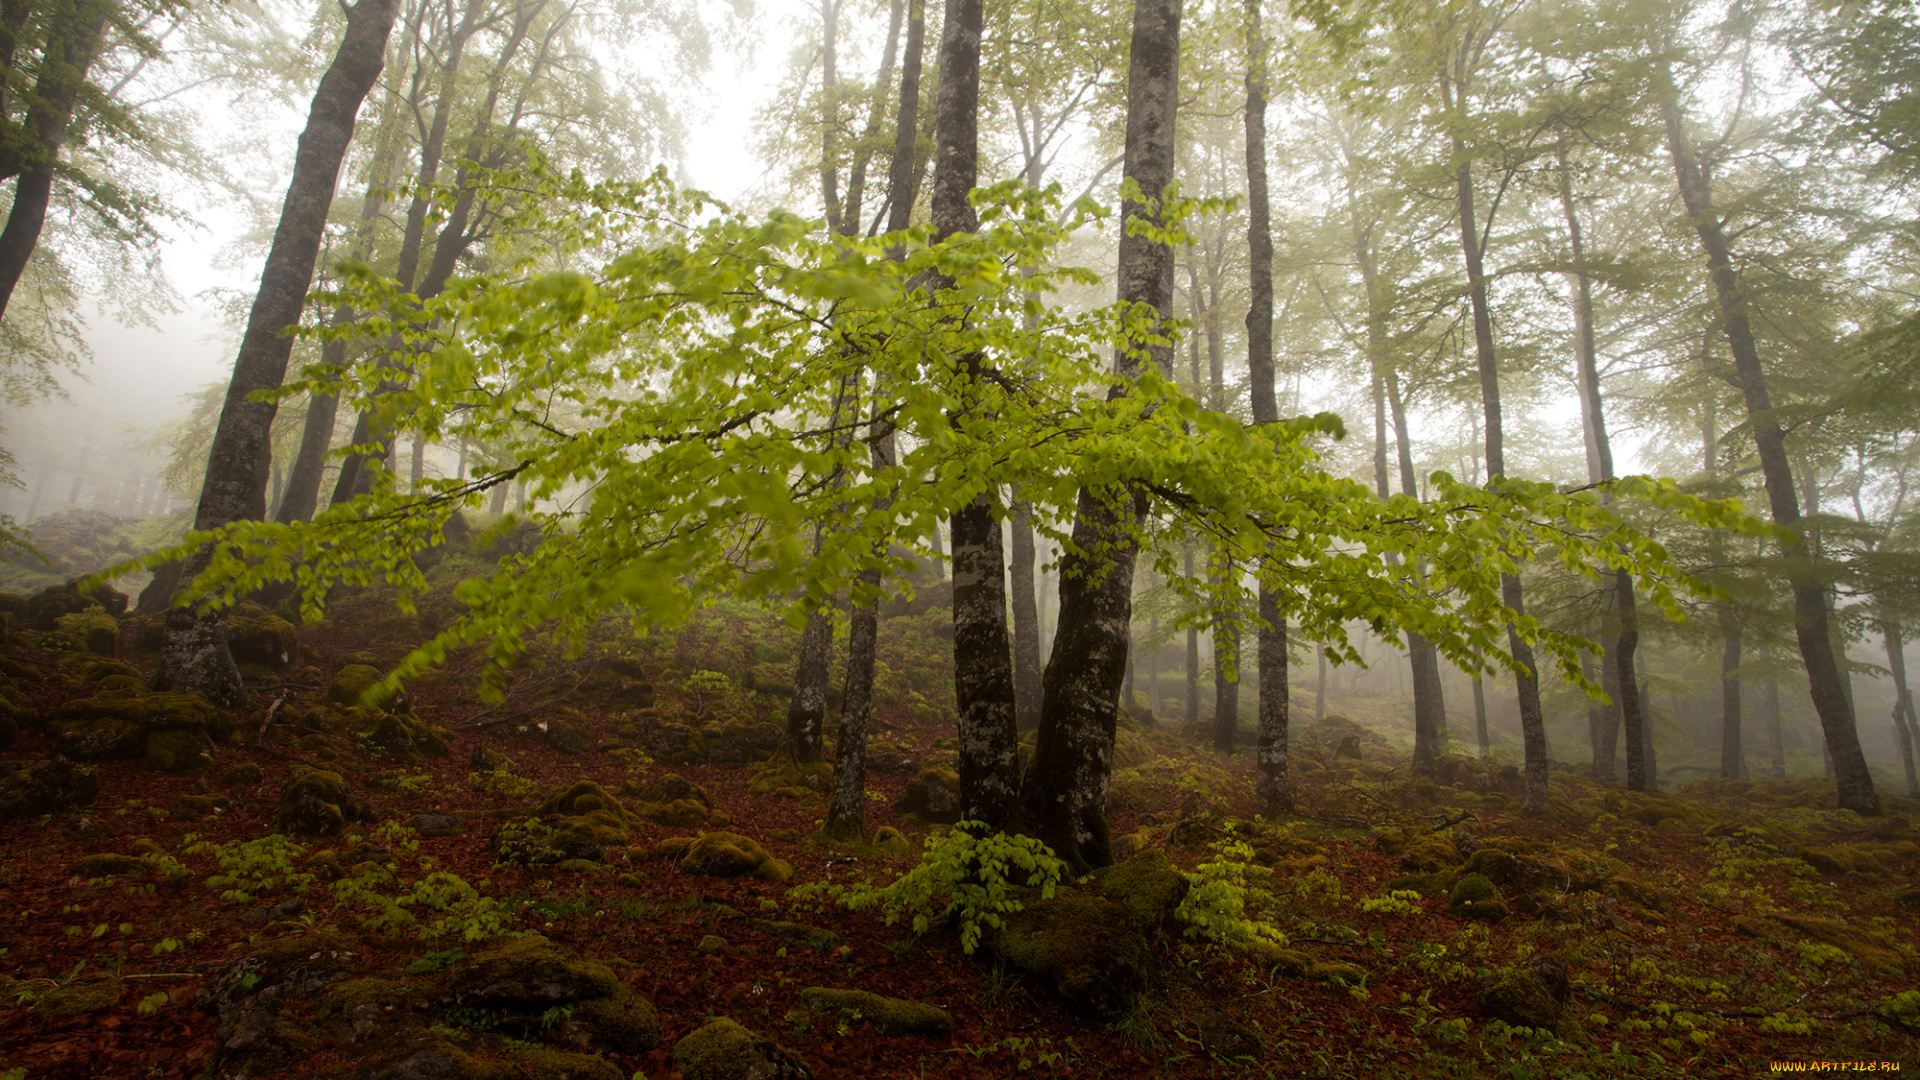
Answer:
[
  {"left": 679, "top": 832, "right": 794, "bottom": 882},
  {"left": 228, "top": 602, "right": 299, "bottom": 668},
  {"left": 26, "top": 578, "right": 126, "bottom": 630},
  {"left": 987, "top": 847, "right": 1190, "bottom": 1018},
  {"left": 893, "top": 767, "right": 961, "bottom": 825},
  {"left": 275, "top": 770, "right": 375, "bottom": 837},
  {"left": 1447, "top": 873, "right": 1510, "bottom": 921},
  {"left": 795, "top": 988, "right": 953, "bottom": 1035},
  {"left": 325, "top": 664, "right": 385, "bottom": 708},
  {"left": 491, "top": 813, "right": 627, "bottom": 868},
  {"left": 0, "top": 757, "right": 99, "bottom": 821},
  {"left": 1478, "top": 956, "right": 1569, "bottom": 1030},
  {"left": 672, "top": 1018, "right": 813, "bottom": 1080}
]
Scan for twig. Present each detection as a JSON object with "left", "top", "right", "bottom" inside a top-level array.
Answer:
[
  {"left": 251, "top": 694, "right": 286, "bottom": 748},
  {"left": 455, "top": 662, "right": 601, "bottom": 731}
]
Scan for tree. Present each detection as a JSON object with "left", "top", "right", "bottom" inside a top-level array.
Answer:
[
  {"left": 1025, "top": 0, "right": 1182, "bottom": 871},
  {"left": 154, "top": 0, "right": 401, "bottom": 706}
]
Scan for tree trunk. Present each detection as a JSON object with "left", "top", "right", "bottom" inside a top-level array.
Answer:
[
  {"left": 1761, "top": 645, "right": 1785, "bottom": 780},
  {"left": 926, "top": 0, "right": 1020, "bottom": 831},
  {"left": 1212, "top": 555, "right": 1238, "bottom": 753},
  {"left": 1471, "top": 671, "right": 1489, "bottom": 758},
  {"left": 1454, "top": 148, "right": 1549, "bottom": 814},
  {"left": 1315, "top": 648, "right": 1326, "bottom": 721},
  {"left": 883, "top": 0, "right": 926, "bottom": 235},
  {"left": 155, "top": 0, "right": 400, "bottom": 706},
  {"left": 1720, "top": 606, "right": 1744, "bottom": 779},
  {"left": 1662, "top": 83, "right": 1876, "bottom": 814},
  {"left": 0, "top": 0, "right": 111, "bottom": 321},
  {"left": 1244, "top": 0, "right": 1288, "bottom": 813},
  {"left": 1009, "top": 496, "right": 1043, "bottom": 732},
  {"left": 1638, "top": 649, "right": 1658, "bottom": 789},
  {"left": 1027, "top": 0, "right": 1179, "bottom": 871},
  {"left": 1884, "top": 621, "right": 1919, "bottom": 794}
]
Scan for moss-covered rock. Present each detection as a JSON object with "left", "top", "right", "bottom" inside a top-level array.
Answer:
[
  {"left": 1447, "top": 873, "right": 1509, "bottom": 921},
  {"left": 491, "top": 814, "right": 624, "bottom": 867},
  {"left": 0, "top": 757, "right": 98, "bottom": 821},
  {"left": 68, "top": 852, "right": 149, "bottom": 877},
  {"left": 275, "top": 770, "right": 374, "bottom": 837},
  {"left": 227, "top": 602, "right": 299, "bottom": 668},
  {"left": 367, "top": 710, "right": 450, "bottom": 761},
  {"left": 749, "top": 759, "right": 833, "bottom": 796},
  {"left": 893, "top": 766, "right": 961, "bottom": 824},
  {"left": 450, "top": 934, "right": 625, "bottom": 1006},
  {"left": 680, "top": 831, "right": 794, "bottom": 882},
  {"left": 749, "top": 919, "right": 843, "bottom": 953},
  {"left": 1460, "top": 847, "right": 1518, "bottom": 887},
  {"left": 33, "top": 977, "right": 120, "bottom": 1017},
  {"left": 504, "top": 1044, "right": 624, "bottom": 1080},
  {"left": 796, "top": 987, "right": 954, "bottom": 1035},
  {"left": 672, "top": 1017, "right": 813, "bottom": 1080},
  {"left": 625, "top": 772, "right": 710, "bottom": 807},
  {"left": 56, "top": 609, "right": 120, "bottom": 654},
  {"left": 635, "top": 797, "right": 710, "bottom": 827},
  {"left": 326, "top": 664, "right": 385, "bottom": 707},
  {"left": 1478, "top": 957, "right": 1569, "bottom": 1030},
  {"left": 25, "top": 577, "right": 125, "bottom": 630},
  {"left": 45, "top": 689, "right": 228, "bottom": 772},
  {"left": 540, "top": 781, "right": 630, "bottom": 823}
]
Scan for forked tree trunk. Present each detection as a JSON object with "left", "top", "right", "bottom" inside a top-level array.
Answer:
[
  {"left": 1454, "top": 147, "right": 1549, "bottom": 814},
  {"left": 1244, "top": 0, "right": 1289, "bottom": 815},
  {"left": 1662, "top": 82, "right": 1876, "bottom": 814},
  {"left": 156, "top": 0, "right": 401, "bottom": 706},
  {"left": 1026, "top": 0, "right": 1180, "bottom": 871}
]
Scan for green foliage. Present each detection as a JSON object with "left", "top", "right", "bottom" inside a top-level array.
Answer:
[
  {"left": 793, "top": 822, "right": 1066, "bottom": 955},
  {"left": 184, "top": 833, "right": 313, "bottom": 904},
  {"left": 1174, "top": 840, "right": 1288, "bottom": 948},
  {"left": 117, "top": 167, "right": 1754, "bottom": 712},
  {"left": 1356, "top": 889, "right": 1424, "bottom": 916},
  {"left": 469, "top": 768, "right": 542, "bottom": 799},
  {"left": 331, "top": 866, "right": 513, "bottom": 942}
]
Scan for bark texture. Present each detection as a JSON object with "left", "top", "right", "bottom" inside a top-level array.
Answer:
[
  {"left": 1663, "top": 86, "right": 1876, "bottom": 814},
  {"left": 156, "top": 0, "right": 401, "bottom": 706},
  {"left": 1026, "top": 0, "right": 1180, "bottom": 871},
  {"left": 1009, "top": 496, "right": 1044, "bottom": 732}
]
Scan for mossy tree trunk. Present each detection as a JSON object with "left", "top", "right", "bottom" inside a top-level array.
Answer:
[
  {"left": 156, "top": 0, "right": 401, "bottom": 707},
  {"left": 1026, "top": 0, "right": 1180, "bottom": 872}
]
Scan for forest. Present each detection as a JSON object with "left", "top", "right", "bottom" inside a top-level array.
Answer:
[{"left": 0, "top": 0, "right": 1916, "bottom": 1075}]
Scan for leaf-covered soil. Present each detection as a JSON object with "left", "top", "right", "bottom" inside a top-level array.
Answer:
[{"left": 0, "top": 574, "right": 1916, "bottom": 1080}]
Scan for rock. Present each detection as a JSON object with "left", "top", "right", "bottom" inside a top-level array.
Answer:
[
  {"left": 626, "top": 773, "right": 711, "bottom": 807},
  {"left": 748, "top": 919, "right": 843, "bottom": 953},
  {"left": 471, "top": 745, "right": 520, "bottom": 773},
  {"left": 228, "top": 602, "right": 299, "bottom": 668},
  {"left": 1477, "top": 957, "right": 1569, "bottom": 1030},
  {"left": 171, "top": 792, "right": 231, "bottom": 820},
  {"left": 491, "top": 814, "right": 626, "bottom": 867},
  {"left": 540, "top": 781, "right": 630, "bottom": 823},
  {"left": 448, "top": 935, "right": 663, "bottom": 1053},
  {"left": 68, "top": 852, "right": 150, "bottom": 877},
  {"left": 987, "top": 847, "right": 1190, "bottom": 1019},
  {"left": 1600, "top": 875, "right": 1671, "bottom": 913},
  {"left": 219, "top": 762, "right": 265, "bottom": 787},
  {"left": 1447, "top": 873, "right": 1509, "bottom": 921},
  {"left": 635, "top": 798, "right": 709, "bottom": 827},
  {"left": 0, "top": 757, "right": 99, "bottom": 821},
  {"left": 275, "top": 770, "right": 375, "bottom": 837},
  {"left": 748, "top": 760, "right": 833, "bottom": 796},
  {"left": 326, "top": 664, "right": 386, "bottom": 708},
  {"left": 369, "top": 711, "right": 451, "bottom": 762},
  {"left": 1461, "top": 847, "right": 1518, "bottom": 887},
  {"left": 695, "top": 934, "right": 729, "bottom": 956},
  {"left": 872, "top": 826, "right": 910, "bottom": 855},
  {"left": 26, "top": 578, "right": 125, "bottom": 630},
  {"left": 239, "top": 896, "right": 309, "bottom": 925},
  {"left": 893, "top": 767, "right": 961, "bottom": 824},
  {"left": 542, "top": 712, "right": 592, "bottom": 755},
  {"left": 672, "top": 1018, "right": 813, "bottom": 1080},
  {"left": 680, "top": 832, "right": 794, "bottom": 882},
  {"left": 406, "top": 813, "right": 466, "bottom": 838},
  {"left": 33, "top": 977, "right": 121, "bottom": 1017},
  {"left": 795, "top": 988, "right": 954, "bottom": 1035},
  {"left": 45, "top": 689, "right": 227, "bottom": 772}
]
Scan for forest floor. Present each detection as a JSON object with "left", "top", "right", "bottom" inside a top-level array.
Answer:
[{"left": 0, "top": 561, "right": 1916, "bottom": 1080}]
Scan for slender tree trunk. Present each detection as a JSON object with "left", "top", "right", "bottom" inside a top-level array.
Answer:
[
  {"left": 1245, "top": 0, "right": 1289, "bottom": 813},
  {"left": 1454, "top": 146, "right": 1549, "bottom": 814},
  {"left": 1212, "top": 555, "right": 1238, "bottom": 753},
  {"left": 1472, "top": 672, "right": 1489, "bottom": 758},
  {"left": 0, "top": 0, "right": 111, "bottom": 321},
  {"left": 1315, "top": 649, "right": 1326, "bottom": 721},
  {"left": 155, "top": 0, "right": 400, "bottom": 705},
  {"left": 882, "top": 0, "right": 925, "bottom": 236},
  {"left": 1663, "top": 83, "right": 1876, "bottom": 814},
  {"left": 1638, "top": 650, "right": 1658, "bottom": 789},
  {"left": 818, "top": 0, "right": 842, "bottom": 235},
  {"left": 1010, "top": 496, "right": 1043, "bottom": 732},
  {"left": 1147, "top": 616, "right": 1160, "bottom": 715},
  {"left": 1883, "top": 622, "right": 1919, "bottom": 794},
  {"left": 1760, "top": 645, "right": 1785, "bottom": 779},
  {"left": 1720, "top": 607, "right": 1744, "bottom": 779},
  {"left": 1027, "top": 0, "right": 1180, "bottom": 871}
]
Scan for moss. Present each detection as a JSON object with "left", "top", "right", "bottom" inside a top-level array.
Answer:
[
  {"left": 748, "top": 759, "right": 834, "bottom": 795},
  {"left": 316, "top": 976, "right": 411, "bottom": 1024},
  {"left": 326, "top": 664, "right": 385, "bottom": 707},
  {"left": 872, "top": 826, "right": 910, "bottom": 854},
  {"left": 540, "top": 780, "right": 631, "bottom": 823},
  {"left": 636, "top": 797, "right": 710, "bottom": 826},
  {"left": 651, "top": 836, "right": 696, "bottom": 861},
  {"left": 34, "top": 978, "right": 120, "bottom": 1017},
  {"left": 695, "top": 934, "right": 728, "bottom": 955},
  {"left": 145, "top": 726, "right": 216, "bottom": 773},
  {"left": 990, "top": 887, "right": 1153, "bottom": 1018},
  {"left": 368, "top": 711, "right": 450, "bottom": 761},
  {"left": 228, "top": 604, "right": 299, "bottom": 668},
  {"left": 796, "top": 987, "right": 954, "bottom": 1035},
  {"left": 893, "top": 767, "right": 961, "bottom": 824},
  {"left": 1600, "top": 875, "right": 1670, "bottom": 913},
  {"left": 1306, "top": 961, "right": 1369, "bottom": 987},
  {"left": 1385, "top": 870, "right": 1452, "bottom": 897},
  {"left": 568, "top": 988, "right": 663, "bottom": 1052},
  {"left": 492, "top": 817, "right": 611, "bottom": 867},
  {"left": 624, "top": 772, "right": 711, "bottom": 807},
  {"left": 1461, "top": 847, "right": 1518, "bottom": 886},
  {"left": 748, "top": 919, "right": 843, "bottom": 952},
  {"left": 355, "top": 1034, "right": 508, "bottom": 1080},
  {"left": 1478, "top": 967, "right": 1563, "bottom": 1030},
  {"left": 1770, "top": 913, "right": 1902, "bottom": 970},
  {"left": 275, "top": 769, "right": 374, "bottom": 837},
  {"left": 1447, "top": 873, "right": 1509, "bottom": 920},
  {"left": 170, "top": 793, "right": 230, "bottom": 819},
  {"left": 46, "top": 715, "right": 145, "bottom": 759},
  {"left": 554, "top": 858, "right": 609, "bottom": 874},
  {"left": 503, "top": 1045, "right": 624, "bottom": 1080},
  {"left": 68, "top": 852, "right": 150, "bottom": 877},
  {"left": 680, "top": 832, "right": 793, "bottom": 882},
  {"left": 1801, "top": 844, "right": 1889, "bottom": 876},
  {"left": 451, "top": 934, "right": 625, "bottom": 1007},
  {"left": 1090, "top": 847, "right": 1189, "bottom": 933},
  {"left": 671, "top": 1018, "right": 760, "bottom": 1080},
  {"left": 56, "top": 610, "right": 120, "bottom": 655}
]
